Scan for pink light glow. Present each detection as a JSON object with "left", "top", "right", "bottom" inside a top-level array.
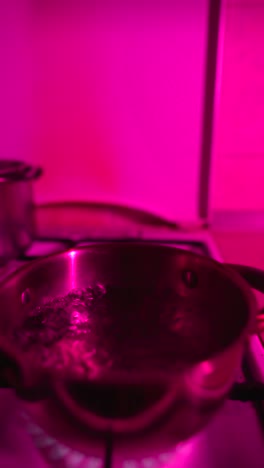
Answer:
[
  {"left": 69, "top": 250, "right": 77, "bottom": 289},
  {"left": 69, "top": 250, "right": 77, "bottom": 259}
]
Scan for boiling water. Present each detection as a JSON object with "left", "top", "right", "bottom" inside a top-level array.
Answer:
[
  {"left": 14, "top": 283, "right": 210, "bottom": 383},
  {"left": 14, "top": 284, "right": 112, "bottom": 380}
]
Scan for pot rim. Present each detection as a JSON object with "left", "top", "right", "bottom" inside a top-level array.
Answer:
[{"left": 0, "top": 242, "right": 257, "bottom": 335}]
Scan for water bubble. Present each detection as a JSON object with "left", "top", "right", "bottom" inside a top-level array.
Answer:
[
  {"left": 68, "top": 288, "right": 87, "bottom": 300},
  {"left": 29, "top": 306, "right": 41, "bottom": 317},
  {"left": 93, "top": 283, "right": 107, "bottom": 298},
  {"left": 51, "top": 296, "right": 68, "bottom": 309},
  {"left": 71, "top": 298, "right": 86, "bottom": 308},
  {"left": 70, "top": 310, "right": 88, "bottom": 325}
]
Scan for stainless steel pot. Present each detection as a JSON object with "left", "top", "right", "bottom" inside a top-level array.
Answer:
[
  {"left": 0, "top": 243, "right": 263, "bottom": 441},
  {"left": 0, "top": 160, "right": 42, "bottom": 263}
]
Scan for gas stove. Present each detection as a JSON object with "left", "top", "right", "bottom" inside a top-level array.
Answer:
[{"left": 0, "top": 231, "right": 264, "bottom": 468}]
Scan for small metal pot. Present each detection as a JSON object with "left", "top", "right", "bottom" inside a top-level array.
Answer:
[
  {"left": 0, "top": 243, "right": 263, "bottom": 441},
  {"left": 0, "top": 160, "right": 42, "bottom": 264}
]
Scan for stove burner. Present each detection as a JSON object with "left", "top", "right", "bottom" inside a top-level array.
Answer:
[{"left": 21, "top": 411, "right": 184, "bottom": 468}]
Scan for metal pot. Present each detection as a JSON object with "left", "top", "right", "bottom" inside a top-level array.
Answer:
[
  {"left": 0, "top": 160, "right": 42, "bottom": 264},
  {"left": 0, "top": 243, "right": 263, "bottom": 441}
]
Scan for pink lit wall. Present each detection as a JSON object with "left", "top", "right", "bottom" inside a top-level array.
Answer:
[
  {"left": 212, "top": 0, "right": 264, "bottom": 211},
  {"left": 1, "top": 1, "right": 210, "bottom": 223}
]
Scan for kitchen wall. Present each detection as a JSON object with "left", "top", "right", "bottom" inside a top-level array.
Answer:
[
  {"left": 2, "top": 1, "right": 261, "bottom": 219},
  {"left": 1, "top": 0, "right": 210, "bottom": 223},
  {"left": 212, "top": 0, "right": 264, "bottom": 212}
]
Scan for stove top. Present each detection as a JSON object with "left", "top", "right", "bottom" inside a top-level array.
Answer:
[{"left": 0, "top": 233, "right": 264, "bottom": 468}]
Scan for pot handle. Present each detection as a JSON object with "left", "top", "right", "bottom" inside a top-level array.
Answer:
[
  {"left": 225, "top": 264, "right": 264, "bottom": 294},
  {"left": 225, "top": 263, "right": 264, "bottom": 401},
  {"left": 23, "top": 166, "right": 43, "bottom": 181},
  {"left": 225, "top": 263, "right": 264, "bottom": 334},
  {"left": 230, "top": 382, "right": 264, "bottom": 401}
]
